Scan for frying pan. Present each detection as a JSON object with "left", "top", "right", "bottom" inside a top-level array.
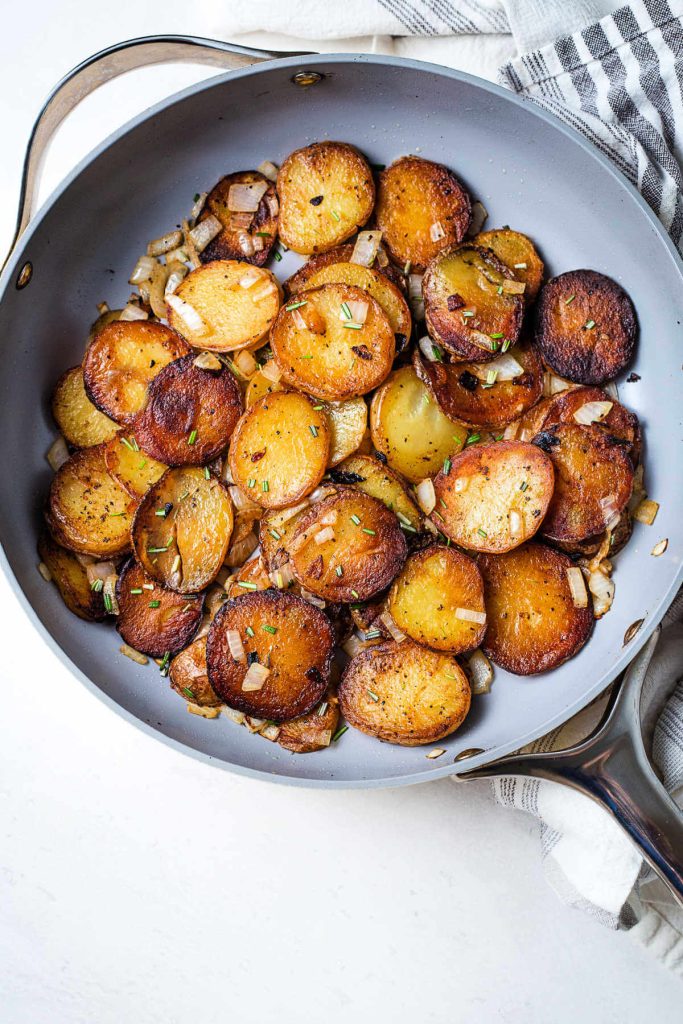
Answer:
[{"left": 2, "top": 36, "right": 682, "bottom": 900}]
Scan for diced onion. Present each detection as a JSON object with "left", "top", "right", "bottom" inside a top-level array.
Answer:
[
  {"left": 300, "top": 587, "right": 326, "bottom": 609},
  {"left": 46, "top": 436, "right": 69, "bottom": 472},
  {"left": 251, "top": 280, "right": 277, "bottom": 304},
  {"left": 429, "top": 221, "right": 446, "bottom": 242},
  {"left": 165, "top": 246, "right": 190, "bottom": 265},
  {"left": 454, "top": 477, "right": 469, "bottom": 493},
  {"left": 190, "top": 192, "right": 207, "bottom": 220},
  {"left": 408, "top": 274, "right": 424, "bottom": 300},
  {"left": 266, "top": 194, "right": 279, "bottom": 217},
  {"left": 166, "top": 293, "right": 207, "bottom": 335},
  {"left": 224, "top": 706, "right": 246, "bottom": 725},
  {"left": 165, "top": 260, "right": 188, "bottom": 296},
  {"left": 260, "top": 359, "right": 282, "bottom": 383},
  {"left": 633, "top": 498, "right": 659, "bottom": 525},
  {"left": 193, "top": 351, "right": 223, "bottom": 371},
  {"left": 189, "top": 215, "right": 222, "bottom": 253},
  {"left": 239, "top": 267, "right": 263, "bottom": 289},
  {"left": 187, "top": 704, "right": 221, "bottom": 719},
  {"left": 350, "top": 230, "right": 382, "bottom": 267},
  {"left": 588, "top": 569, "right": 615, "bottom": 618},
  {"left": 379, "top": 610, "right": 406, "bottom": 643},
  {"left": 146, "top": 262, "right": 170, "bottom": 319},
  {"left": 467, "top": 200, "right": 488, "bottom": 237},
  {"left": 566, "top": 566, "right": 588, "bottom": 608},
  {"left": 508, "top": 509, "right": 523, "bottom": 539},
  {"left": 314, "top": 526, "right": 336, "bottom": 545},
  {"left": 455, "top": 607, "right": 487, "bottom": 625},
  {"left": 469, "top": 330, "right": 499, "bottom": 353},
  {"left": 129, "top": 254, "right": 157, "bottom": 285},
  {"left": 119, "top": 643, "right": 149, "bottom": 665},
  {"left": 86, "top": 561, "right": 116, "bottom": 586},
  {"left": 96, "top": 301, "right": 110, "bottom": 315},
  {"left": 37, "top": 561, "right": 52, "bottom": 582},
  {"left": 227, "top": 629, "right": 246, "bottom": 663},
  {"left": 604, "top": 381, "right": 619, "bottom": 401},
  {"left": 147, "top": 230, "right": 183, "bottom": 257},
  {"left": 501, "top": 278, "right": 526, "bottom": 295},
  {"left": 103, "top": 574, "right": 120, "bottom": 616},
  {"left": 234, "top": 349, "right": 258, "bottom": 377},
  {"left": 228, "top": 485, "right": 260, "bottom": 513},
  {"left": 228, "top": 181, "right": 268, "bottom": 212},
  {"left": 375, "top": 245, "right": 389, "bottom": 268},
  {"left": 573, "top": 401, "right": 613, "bottom": 425},
  {"left": 416, "top": 478, "right": 436, "bottom": 515},
  {"left": 467, "top": 649, "right": 493, "bottom": 694},
  {"left": 230, "top": 212, "right": 255, "bottom": 231},
  {"left": 242, "top": 661, "right": 270, "bottom": 691},
  {"left": 226, "top": 532, "right": 258, "bottom": 567},
  {"left": 257, "top": 160, "right": 279, "bottom": 182},
  {"left": 318, "top": 510, "right": 338, "bottom": 527},
  {"left": 252, "top": 236, "right": 264, "bottom": 253},
  {"left": 270, "top": 562, "right": 294, "bottom": 589},
  {"left": 118, "top": 303, "right": 148, "bottom": 322},
  {"left": 651, "top": 538, "right": 668, "bottom": 557},
  {"left": 343, "top": 299, "right": 369, "bottom": 325},
  {"left": 245, "top": 716, "right": 266, "bottom": 732},
  {"left": 418, "top": 335, "right": 441, "bottom": 362},
  {"left": 503, "top": 420, "right": 520, "bottom": 440},
  {"left": 261, "top": 723, "right": 281, "bottom": 742},
  {"left": 543, "top": 372, "right": 573, "bottom": 397},
  {"left": 472, "top": 352, "right": 523, "bottom": 381},
  {"left": 237, "top": 231, "right": 256, "bottom": 257}
]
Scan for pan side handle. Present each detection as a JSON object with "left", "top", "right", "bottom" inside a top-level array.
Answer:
[
  {"left": 6, "top": 35, "right": 308, "bottom": 266},
  {"left": 456, "top": 632, "right": 683, "bottom": 907}
]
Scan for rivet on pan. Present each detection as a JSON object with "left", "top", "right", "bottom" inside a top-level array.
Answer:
[
  {"left": 16, "top": 261, "right": 33, "bottom": 290},
  {"left": 292, "top": 71, "right": 324, "bottom": 88},
  {"left": 453, "top": 747, "right": 485, "bottom": 762}
]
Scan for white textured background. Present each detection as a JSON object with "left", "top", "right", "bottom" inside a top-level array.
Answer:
[{"left": 1, "top": 3, "right": 681, "bottom": 1021}]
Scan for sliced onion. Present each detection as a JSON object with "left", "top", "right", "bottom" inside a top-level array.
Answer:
[
  {"left": 252, "top": 236, "right": 264, "bottom": 253},
  {"left": 75, "top": 552, "right": 96, "bottom": 567},
  {"left": 239, "top": 267, "right": 263, "bottom": 289},
  {"left": 469, "top": 330, "right": 499, "bottom": 353},
  {"left": 228, "top": 181, "right": 269, "bottom": 212},
  {"left": 418, "top": 335, "right": 441, "bottom": 362},
  {"left": 308, "top": 486, "right": 334, "bottom": 505},
  {"left": 189, "top": 215, "right": 222, "bottom": 253},
  {"left": 251, "top": 280, "right": 278, "bottom": 304},
  {"left": 543, "top": 372, "right": 573, "bottom": 397},
  {"left": 224, "top": 706, "right": 246, "bottom": 725},
  {"left": 260, "top": 359, "right": 282, "bottom": 383},
  {"left": 190, "top": 191, "right": 207, "bottom": 220},
  {"left": 193, "top": 351, "right": 223, "bottom": 371},
  {"left": 342, "top": 634, "right": 370, "bottom": 658},
  {"left": 508, "top": 509, "right": 523, "bottom": 539},
  {"left": 501, "top": 278, "right": 526, "bottom": 295},
  {"left": 237, "top": 231, "right": 256, "bottom": 257},
  {"left": 350, "top": 230, "right": 382, "bottom": 267},
  {"left": 86, "top": 561, "right": 116, "bottom": 586},
  {"left": 234, "top": 349, "right": 258, "bottom": 377},
  {"left": 455, "top": 607, "right": 487, "bottom": 625},
  {"left": 292, "top": 308, "right": 308, "bottom": 331},
  {"left": 119, "top": 303, "right": 149, "bottom": 322},
  {"left": 242, "top": 661, "right": 270, "bottom": 691},
  {"left": 165, "top": 260, "right": 189, "bottom": 296},
  {"left": 467, "top": 200, "right": 488, "bottom": 237},
  {"left": 228, "top": 485, "right": 260, "bottom": 512},
  {"left": 472, "top": 352, "right": 523, "bottom": 381},
  {"left": 166, "top": 293, "right": 207, "bottom": 336},
  {"left": 341, "top": 299, "right": 369, "bottom": 325},
  {"left": 503, "top": 419, "right": 520, "bottom": 440},
  {"left": 416, "top": 479, "right": 436, "bottom": 515},
  {"left": 314, "top": 526, "right": 336, "bottom": 545},
  {"left": 266, "top": 194, "right": 279, "bottom": 217},
  {"left": 566, "top": 566, "right": 588, "bottom": 608},
  {"left": 96, "top": 301, "right": 110, "bottom": 315},
  {"left": 165, "top": 245, "right": 190, "bottom": 265},
  {"left": 269, "top": 562, "right": 294, "bottom": 589},
  {"left": 573, "top": 401, "right": 613, "bottom": 425},
  {"left": 147, "top": 230, "right": 183, "bottom": 257},
  {"left": 221, "top": 461, "right": 235, "bottom": 486},
  {"left": 257, "top": 160, "right": 279, "bottom": 182},
  {"left": 146, "top": 262, "right": 170, "bottom": 319},
  {"left": 226, "top": 532, "right": 258, "bottom": 567},
  {"left": 426, "top": 748, "right": 446, "bottom": 759},
  {"left": 119, "top": 643, "right": 149, "bottom": 665},
  {"left": 429, "top": 221, "right": 446, "bottom": 242},
  {"left": 604, "top": 381, "right": 619, "bottom": 401},
  {"left": 129, "top": 255, "right": 157, "bottom": 285},
  {"left": 46, "top": 436, "right": 69, "bottom": 472},
  {"left": 261, "top": 723, "right": 281, "bottom": 741},
  {"left": 226, "top": 629, "right": 246, "bottom": 663},
  {"left": 379, "top": 610, "right": 406, "bottom": 643},
  {"left": 633, "top": 498, "right": 659, "bottom": 525},
  {"left": 300, "top": 587, "right": 326, "bottom": 609},
  {"left": 588, "top": 569, "right": 614, "bottom": 618},
  {"left": 467, "top": 649, "right": 493, "bottom": 694},
  {"left": 651, "top": 538, "right": 668, "bottom": 557},
  {"left": 276, "top": 500, "right": 310, "bottom": 524},
  {"left": 230, "top": 212, "right": 254, "bottom": 231},
  {"left": 408, "top": 274, "right": 424, "bottom": 300}
]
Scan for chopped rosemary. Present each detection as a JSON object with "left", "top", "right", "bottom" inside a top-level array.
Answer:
[
  {"left": 501, "top": 338, "right": 511, "bottom": 353},
  {"left": 182, "top": 687, "right": 195, "bottom": 700},
  {"left": 565, "top": 294, "right": 576, "bottom": 305},
  {"left": 466, "top": 433, "right": 481, "bottom": 445},
  {"left": 585, "top": 319, "right": 596, "bottom": 330},
  {"left": 204, "top": 467, "right": 210, "bottom": 479},
  {"left": 130, "top": 587, "right": 143, "bottom": 595},
  {"left": 245, "top": 626, "right": 255, "bottom": 637},
  {"left": 332, "top": 725, "right": 348, "bottom": 742},
  {"left": 312, "top": 404, "right": 324, "bottom": 410},
  {"left": 309, "top": 425, "right": 318, "bottom": 438},
  {"left": 262, "top": 624, "right": 277, "bottom": 634},
  {"left": 155, "top": 508, "right": 168, "bottom": 517},
  {"left": 262, "top": 480, "right": 269, "bottom": 492},
  {"left": 340, "top": 301, "right": 352, "bottom": 320},
  {"left": 477, "top": 527, "right": 488, "bottom": 538},
  {"left": 317, "top": 701, "right": 329, "bottom": 717},
  {"left": 330, "top": 210, "right": 341, "bottom": 222},
  {"left": 148, "top": 600, "right": 161, "bottom": 609},
  {"left": 365, "top": 629, "right": 381, "bottom": 640},
  {"left": 255, "top": 231, "right": 272, "bottom": 238},
  {"left": 248, "top": 478, "right": 256, "bottom": 488},
  {"left": 350, "top": 514, "right": 361, "bottom": 526},
  {"left": 343, "top": 322, "right": 363, "bottom": 330},
  {"left": 367, "top": 690, "right": 379, "bottom": 702},
  {"left": 273, "top": 250, "right": 282, "bottom": 262},
  {"left": 351, "top": 589, "right": 359, "bottom": 599},
  {"left": 238, "top": 581, "right": 258, "bottom": 590},
  {"left": 520, "top": 481, "right": 528, "bottom": 491},
  {"left": 443, "top": 458, "right": 452, "bottom": 475},
  {"left": 403, "top": 260, "right": 412, "bottom": 275},
  {"left": 490, "top": 332, "right": 504, "bottom": 340},
  {"left": 109, "top": 511, "right": 126, "bottom": 517},
  {"left": 159, "top": 651, "right": 171, "bottom": 675},
  {"left": 486, "top": 369, "right": 498, "bottom": 385},
  {"left": 399, "top": 522, "right": 417, "bottom": 533},
  {"left": 91, "top": 579, "right": 104, "bottom": 592},
  {"left": 187, "top": 429, "right": 198, "bottom": 445},
  {"left": 286, "top": 300, "right": 308, "bottom": 311},
  {"left": 103, "top": 592, "right": 113, "bottom": 613},
  {"left": 300, "top": 354, "right": 314, "bottom": 359},
  {"left": 147, "top": 545, "right": 168, "bottom": 553},
  {"left": 362, "top": 527, "right": 376, "bottom": 535},
  {"left": 335, "top": 565, "right": 344, "bottom": 577},
  {"left": 269, "top": 529, "right": 281, "bottom": 540},
  {"left": 497, "top": 285, "right": 503, "bottom": 295},
  {"left": 120, "top": 436, "right": 138, "bottom": 452}
]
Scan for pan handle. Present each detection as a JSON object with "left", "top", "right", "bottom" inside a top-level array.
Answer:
[
  {"left": 457, "top": 632, "right": 683, "bottom": 907},
  {"left": 6, "top": 34, "right": 307, "bottom": 264}
]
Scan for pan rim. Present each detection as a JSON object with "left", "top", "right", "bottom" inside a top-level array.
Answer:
[{"left": 1, "top": 50, "right": 682, "bottom": 788}]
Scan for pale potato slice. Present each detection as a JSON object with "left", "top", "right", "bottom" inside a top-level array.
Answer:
[
  {"left": 277, "top": 692, "right": 340, "bottom": 753},
  {"left": 103, "top": 432, "right": 167, "bottom": 500},
  {"left": 324, "top": 396, "right": 368, "bottom": 467},
  {"left": 277, "top": 142, "right": 375, "bottom": 254},
  {"left": 388, "top": 545, "right": 486, "bottom": 653},
  {"left": 167, "top": 260, "right": 281, "bottom": 352},
  {"left": 245, "top": 371, "right": 286, "bottom": 409},
  {"left": 51, "top": 367, "right": 118, "bottom": 448},
  {"left": 339, "top": 640, "right": 471, "bottom": 745},
  {"left": 475, "top": 228, "right": 544, "bottom": 301},
  {"left": 300, "top": 261, "right": 412, "bottom": 340},
  {"left": 331, "top": 454, "right": 423, "bottom": 533},
  {"left": 370, "top": 365, "right": 468, "bottom": 483},
  {"left": 271, "top": 283, "right": 395, "bottom": 401},
  {"left": 37, "top": 532, "right": 106, "bottom": 621},
  {"left": 228, "top": 392, "right": 330, "bottom": 509},
  {"left": 169, "top": 636, "right": 222, "bottom": 707}
]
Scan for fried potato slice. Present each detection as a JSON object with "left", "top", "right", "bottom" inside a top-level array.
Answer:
[
  {"left": 37, "top": 532, "right": 106, "bottom": 621},
  {"left": 206, "top": 589, "right": 335, "bottom": 721},
  {"left": 132, "top": 467, "right": 233, "bottom": 592},
  {"left": 270, "top": 283, "right": 395, "bottom": 400},
  {"left": 284, "top": 244, "right": 355, "bottom": 294},
  {"left": 324, "top": 396, "right": 368, "bottom": 467},
  {"left": 277, "top": 692, "right": 340, "bottom": 753},
  {"left": 299, "top": 261, "right": 412, "bottom": 339},
  {"left": 339, "top": 640, "right": 471, "bottom": 746},
  {"left": 530, "top": 386, "right": 641, "bottom": 465},
  {"left": 51, "top": 367, "right": 118, "bottom": 448},
  {"left": 375, "top": 156, "right": 471, "bottom": 271},
  {"left": 433, "top": 440, "right": 554, "bottom": 553},
  {"left": 198, "top": 171, "right": 278, "bottom": 266},
  {"left": 103, "top": 432, "right": 167, "bottom": 499},
  {"left": 534, "top": 270, "right": 637, "bottom": 384},
  {"left": 167, "top": 260, "right": 281, "bottom": 352},
  {"left": 331, "top": 453, "right": 422, "bottom": 532},
  {"left": 533, "top": 423, "right": 634, "bottom": 543},
  {"left": 423, "top": 245, "right": 524, "bottom": 362},
  {"left": 413, "top": 342, "right": 543, "bottom": 429},
  {"left": 288, "top": 486, "right": 407, "bottom": 603},
  {"left": 479, "top": 542, "right": 594, "bottom": 674},
  {"left": 475, "top": 229, "right": 544, "bottom": 301},
  {"left": 259, "top": 500, "right": 312, "bottom": 572},
  {"left": 388, "top": 545, "right": 485, "bottom": 653},
  {"left": 228, "top": 392, "right": 330, "bottom": 509},
  {"left": 134, "top": 354, "right": 243, "bottom": 465},
  {"left": 83, "top": 320, "right": 190, "bottom": 426},
  {"left": 116, "top": 558, "right": 204, "bottom": 658},
  {"left": 245, "top": 370, "right": 286, "bottom": 409},
  {"left": 46, "top": 444, "right": 135, "bottom": 558},
  {"left": 370, "top": 365, "right": 468, "bottom": 483},
  {"left": 277, "top": 142, "right": 375, "bottom": 254},
  {"left": 169, "top": 636, "right": 222, "bottom": 707}
]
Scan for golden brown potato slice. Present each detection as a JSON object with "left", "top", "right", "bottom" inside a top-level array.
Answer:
[
  {"left": 375, "top": 156, "right": 471, "bottom": 271},
  {"left": 339, "top": 640, "right": 471, "bottom": 746},
  {"left": 277, "top": 142, "right": 375, "bottom": 254},
  {"left": 206, "top": 589, "right": 335, "bottom": 720},
  {"left": 300, "top": 262, "right": 412, "bottom": 340},
  {"left": 103, "top": 432, "right": 167, "bottom": 500},
  {"left": 534, "top": 270, "right": 637, "bottom": 384},
  {"left": 116, "top": 558, "right": 204, "bottom": 658},
  {"left": 167, "top": 260, "right": 281, "bottom": 352},
  {"left": 529, "top": 386, "right": 641, "bottom": 465},
  {"left": 331, "top": 453, "right": 423, "bottom": 533},
  {"left": 433, "top": 440, "right": 554, "bottom": 553},
  {"left": 413, "top": 342, "right": 543, "bottom": 430},
  {"left": 388, "top": 545, "right": 485, "bottom": 653},
  {"left": 245, "top": 371, "right": 286, "bottom": 409},
  {"left": 479, "top": 543, "right": 594, "bottom": 674},
  {"left": 423, "top": 245, "right": 524, "bottom": 362},
  {"left": 134, "top": 354, "right": 243, "bottom": 465},
  {"left": 284, "top": 245, "right": 355, "bottom": 294},
  {"left": 270, "top": 283, "right": 395, "bottom": 401},
  {"left": 277, "top": 692, "right": 340, "bottom": 753},
  {"left": 533, "top": 423, "right": 634, "bottom": 543},
  {"left": 83, "top": 321, "right": 190, "bottom": 426},
  {"left": 169, "top": 636, "right": 222, "bottom": 707},
  {"left": 324, "top": 397, "right": 368, "bottom": 467},
  {"left": 370, "top": 365, "right": 468, "bottom": 483},
  {"left": 46, "top": 444, "right": 135, "bottom": 558},
  {"left": 52, "top": 367, "right": 118, "bottom": 448},
  {"left": 132, "top": 467, "right": 233, "bottom": 592},
  {"left": 475, "top": 229, "right": 544, "bottom": 301},
  {"left": 228, "top": 392, "right": 330, "bottom": 509},
  {"left": 288, "top": 486, "right": 407, "bottom": 603},
  {"left": 198, "top": 170, "right": 278, "bottom": 266},
  {"left": 37, "top": 532, "right": 106, "bottom": 621}
]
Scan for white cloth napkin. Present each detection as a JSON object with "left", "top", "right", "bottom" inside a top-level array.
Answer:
[{"left": 207, "top": 0, "right": 683, "bottom": 971}]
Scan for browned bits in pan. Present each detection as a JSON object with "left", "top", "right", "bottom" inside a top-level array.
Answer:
[
  {"left": 198, "top": 170, "right": 278, "bottom": 266},
  {"left": 116, "top": 558, "right": 204, "bottom": 658},
  {"left": 37, "top": 532, "right": 106, "bottom": 621},
  {"left": 475, "top": 228, "right": 544, "bottom": 301},
  {"left": 51, "top": 367, "right": 118, "bottom": 448}
]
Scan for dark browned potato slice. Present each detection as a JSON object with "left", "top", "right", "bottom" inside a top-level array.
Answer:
[
  {"left": 228, "top": 392, "right": 330, "bottom": 509},
  {"left": 339, "top": 640, "right": 471, "bottom": 746},
  {"left": 413, "top": 342, "right": 543, "bottom": 429},
  {"left": 300, "top": 262, "right": 412, "bottom": 339},
  {"left": 206, "top": 589, "right": 335, "bottom": 721},
  {"left": 388, "top": 545, "right": 485, "bottom": 653},
  {"left": 553, "top": 509, "right": 633, "bottom": 559},
  {"left": 375, "top": 156, "right": 471, "bottom": 271},
  {"left": 277, "top": 692, "right": 340, "bottom": 753},
  {"left": 475, "top": 229, "right": 544, "bottom": 301},
  {"left": 259, "top": 501, "right": 312, "bottom": 572},
  {"left": 132, "top": 467, "right": 233, "bottom": 592},
  {"left": 83, "top": 320, "right": 190, "bottom": 426},
  {"left": 277, "top": 142, "right": 375, "bottom": 254},
  {"left": 479, "top": 543, "right": 594, "bottom": 674},
  {"left": 46, "top": 444, "right": 135, "bottom": 558},
  {"left": 103, "top": 432, "right": 167, "bottom": 499},
  {"left": 529, "top": 386, "right": 641, "bottom": 465},
  {"left": 167, "top": 260, "right": 281, "bottom": 352},
  {"left": 533, "top": 423, "right": 634, "bottom": 543},
  {"left": 37, "top": 532, "right": 106, "bottom": 621},
  {"left": 134, "top": 354, "right": 243, "bottom": 466},
  {"left": 423, "top": 245, "right": 524, "bottom": 362},
  {"left": 288, "top": 486, "right": 407, "bottom": 603},
  {"left": 534, "top": 270, "right": 637, "bottom": 384},
  {"left": 270, "top": 283, "right": 395, "bottom": 401},
  {"left": 331, "top": 453, "right": 423, "bottom": 533},
  {"left": 370, "top": 366, "right": 468, "bottom": 483},
  {"left": 52, "top": 367, "right": 118, "bottom": 448},
  {"left": 433, "top": 441, "right": 554, "bottom": 553},
  {"left": 116, "top": 558, "right": 204, "bottom": 658},
  {"left": 169, "top": 636, "right": 222, "bottom": 707},
  {"left": 198, "top": 171, "right": 278, "bottom": 266}
]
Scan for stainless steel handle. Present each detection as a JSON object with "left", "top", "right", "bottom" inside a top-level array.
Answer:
[
  {"left": 6, "top": 34, "right": 306, "bottom": 264},
  {"left": 458, "top": 631, "right": 683, "bottom": 906}
]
